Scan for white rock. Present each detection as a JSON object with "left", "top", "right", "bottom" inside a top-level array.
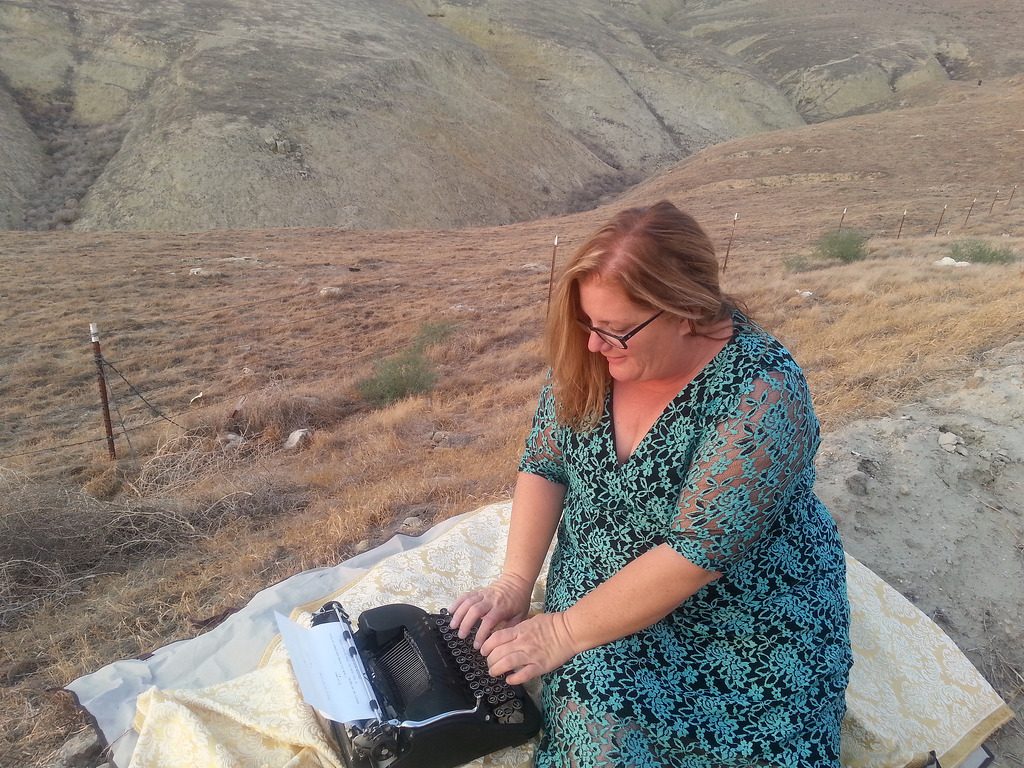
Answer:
[
  {"left": 319, "top": 286, "right": 345, "bottom": 298},
  {"left": 283, "top": 428, "right": 313, "bottom": 450},
  {"left": 938, "top": 431, "right": 963, "bottom": 452},
  {"left": 218, "top": 432, "right": 245, "bottom": 450},
  {"left": 933, "top": 256, "right": 970, "bottom": 267}
]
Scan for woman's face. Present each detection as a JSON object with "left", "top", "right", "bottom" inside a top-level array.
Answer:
[{"left": 577, "top": 275, "right": 690, "bottom": 384}]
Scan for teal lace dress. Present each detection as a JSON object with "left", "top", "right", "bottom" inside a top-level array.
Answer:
[{"left": 519, "top": 315, "right": 852, "bottom": 768}]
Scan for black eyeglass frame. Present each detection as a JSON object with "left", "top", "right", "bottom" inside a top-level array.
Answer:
[{"left": 577, "top": 310, "right": 664, "bottom": 350}]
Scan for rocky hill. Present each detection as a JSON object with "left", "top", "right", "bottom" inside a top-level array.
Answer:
[{"left": 0, "top": 0, "right": 1021, "bottom": 231}]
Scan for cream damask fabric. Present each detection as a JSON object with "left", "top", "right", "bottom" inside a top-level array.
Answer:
[
  {"left": 841, "top": 554, "right": 1012, "bottom": 767},
  {"left": 128, "top": 502, "right": 1011, "bottom": 768},
  {"left": 131, "top": 659, "right": 344, "bottom": 768}
]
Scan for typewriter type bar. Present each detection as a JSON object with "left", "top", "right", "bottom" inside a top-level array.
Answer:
[{"left": 311, "top": 602, "right": 541, "bottom": 768}]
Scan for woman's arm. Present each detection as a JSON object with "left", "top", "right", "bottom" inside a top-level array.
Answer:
[
  {"left": 483, "top": 370, "right": 816, "bottom": 684},
  {"left": 480, "top": 544, "right": 718, "bottom": 685},
  {"left": 448, "top": 472, "right": 566, "bottom": 645}
]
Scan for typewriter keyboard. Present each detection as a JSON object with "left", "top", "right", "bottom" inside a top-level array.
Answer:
[{"left": 431, "top": 609, "right": 527, "bottom": 725}]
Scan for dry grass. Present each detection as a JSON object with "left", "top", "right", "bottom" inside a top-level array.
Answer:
[{"left": 1, "top": 79, "right": 1023, "bottom": 764}]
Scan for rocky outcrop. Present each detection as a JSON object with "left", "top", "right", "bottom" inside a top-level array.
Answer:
[
  {"left": 0, "top": 0, "right": 802, "bottom": 231},
  {"left": 0, "top": 85, "right": 46, "bottom": 228},
  {"left": 0, "top": 0, "right": 1020, "bottom": 231},
  {"left": 673, "top": 4, "right": 986, "bottom": 123}
]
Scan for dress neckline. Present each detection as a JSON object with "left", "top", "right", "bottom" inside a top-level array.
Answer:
[{"left": 606, "top": 316, "right": 740, "bottom": 466}]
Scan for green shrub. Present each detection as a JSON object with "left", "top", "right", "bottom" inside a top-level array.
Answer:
[
  {"left": 814, "top": 230, "right": 869, "bottom": 263},
  {"left": 355, "top": 322, "right": 458, "bottom": 407},
  {"left": 949, "top": 239, "right": 1017, "bottom": 264},
  {"left": 357, "top": 351, "right": 437, "bottom": 407}
]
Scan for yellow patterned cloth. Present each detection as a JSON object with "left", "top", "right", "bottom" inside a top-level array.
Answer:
[
  {"left": 131, "top": 657, "right": 344, "bottom": 768},
  {"left": 129, "top": 502, "right": 1012, "bottom": 768}
]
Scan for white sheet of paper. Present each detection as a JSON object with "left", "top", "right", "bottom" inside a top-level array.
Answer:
[{"left": 274, "top": 611, "right": 379, "bottom": 724}]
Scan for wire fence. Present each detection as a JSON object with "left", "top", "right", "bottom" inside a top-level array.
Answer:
[
  {"left": 0, "top": 287, "right": 460, "bottom": 462},
  {"left": 0, "top": 184, "right": 1018, "bottom": 465}
]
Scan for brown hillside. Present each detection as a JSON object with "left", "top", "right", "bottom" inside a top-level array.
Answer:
[{"left": 0, "top": 79, "right": 1022, "bottom": 764}]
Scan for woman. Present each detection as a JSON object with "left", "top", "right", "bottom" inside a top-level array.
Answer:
[{"left": 449, "top": 201, "right": 851, "bottom": 767}]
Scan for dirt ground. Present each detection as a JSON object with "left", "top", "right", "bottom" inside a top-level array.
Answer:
[{"left": 817, "top": 342, "right": 1024, "bottom": 763}]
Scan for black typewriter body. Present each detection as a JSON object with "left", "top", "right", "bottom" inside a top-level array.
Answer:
[{"left": 311, "top": 602, "right": 541, "bottom": 768}]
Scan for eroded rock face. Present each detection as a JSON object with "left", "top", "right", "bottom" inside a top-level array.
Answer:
[
  {"left": 0, "top": 85, "right": 46, "bottom": 228},
  {"left": 0, "top": 0, "right": 1017, "bottom": 232},
  {"left": 781, "top": 45, "right": 951, "bottom": 122}
]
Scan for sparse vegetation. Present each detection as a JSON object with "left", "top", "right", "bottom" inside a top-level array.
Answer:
[
  {"left": 357, "top": 350, "right": 437, "bottom": 406},
  {"left": 814, "top": 229, "right": 870, "bottom": 263},
  {"left": 3, "top": 77, "right": 1024, "bottom": 765},
  {"left": 0, "top": 442, "right": 304, "bottom": 630},
  {"left": 783, "top": 254, "right": 826, "bottom": 273},
  {"left": 950, "top": 239, "right": 1018, "bottom": 264},
  {"left": 356, "top": 322, "right": 457, "bottom": 407},
  {"left": 11, "top": 88, "right": 128, "bottom": 231}
]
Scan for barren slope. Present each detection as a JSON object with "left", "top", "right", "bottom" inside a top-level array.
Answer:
[
  {"left": 0, "top": 79, "right": 1022, "bottom": 764},
  {"left": 2, "top": 0, "right": 1022, "bottom": 232}
]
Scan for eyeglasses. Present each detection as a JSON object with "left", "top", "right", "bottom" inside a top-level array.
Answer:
[{"left": 577, "top": 310, "right": 664, "bottom": 350}]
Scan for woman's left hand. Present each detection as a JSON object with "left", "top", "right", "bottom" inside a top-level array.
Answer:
[{"left": 479, "top": 611, "right": 580, "bottom": 685}]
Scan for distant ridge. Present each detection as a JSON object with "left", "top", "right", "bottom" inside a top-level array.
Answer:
[{"left": 0, "top": 0, "right": 1020, "bottom": 232}]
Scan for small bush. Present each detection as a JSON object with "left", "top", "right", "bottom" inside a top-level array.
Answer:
[
  {"left": 357, "top": 351, "right": 437, "bottom": 407},
  {"left": 814, "top": 230, "right": 869, "bottom": 263},
  {"left": 356, "top": 323, "right": 457, "bottom": 407},
  {"left": 949, "top": 239, "right": 1017, "bottom": 264}
]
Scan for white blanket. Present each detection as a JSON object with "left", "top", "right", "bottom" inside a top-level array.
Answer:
[{"left": 67, "top": 502, "right": 1012, "bottom": 768}]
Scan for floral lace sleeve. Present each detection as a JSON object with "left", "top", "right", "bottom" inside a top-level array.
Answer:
[
  {"left": 517, "top": 382, "right": 568, "bottom": 487},
  {"left": 667, "top": 368, "right": 820, "bottom": 572}
]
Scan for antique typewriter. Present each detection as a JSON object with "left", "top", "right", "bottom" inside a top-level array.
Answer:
[{"left": 310, "top": 601, "right": 541, "bottom": 768}]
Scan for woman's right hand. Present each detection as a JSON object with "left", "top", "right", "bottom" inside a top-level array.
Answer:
[{"left": 448, "top": 573, "right": 533, "bottom": 648}]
